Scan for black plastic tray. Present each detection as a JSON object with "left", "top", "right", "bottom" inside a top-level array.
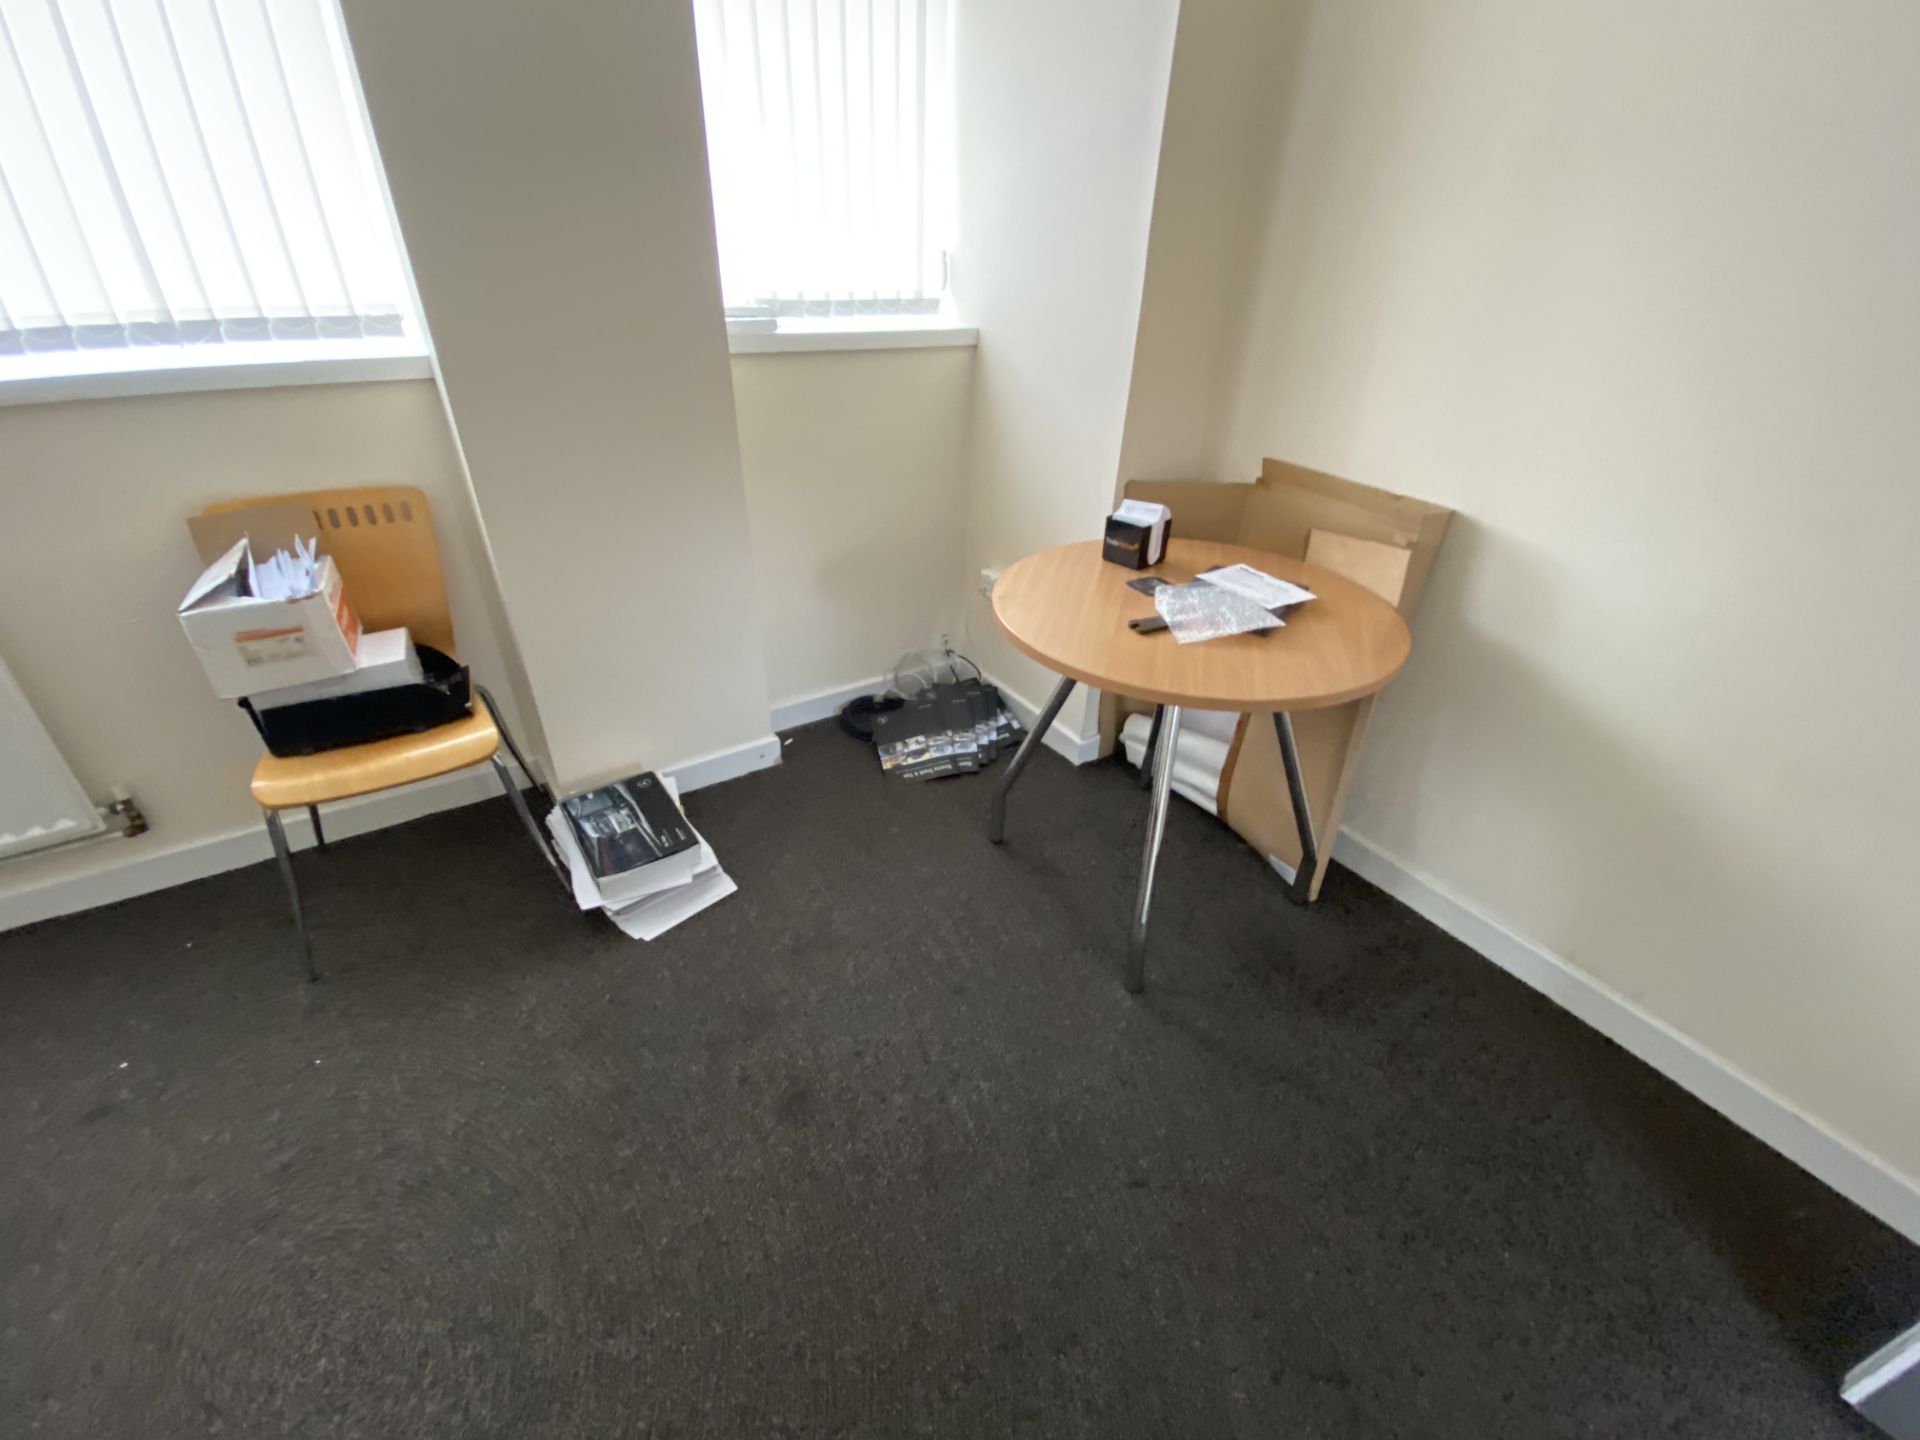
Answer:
[{"left": 240, "top": 644, "right": 472, "bottom": 757}]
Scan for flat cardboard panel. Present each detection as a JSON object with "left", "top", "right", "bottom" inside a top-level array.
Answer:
[
  {"left": 1122, "top": 478, "right": 1252, "bottom": 544},
  {"left": 1260, "top": 458, "right": 1452, "bottom": 615},
  {"left": 1261, "top": 458, "right": 1444, "bottom": 531},
  {"left": 1304, "top": 530, "right": 1414, "bottom": 606},
  {"left": 1239, "top": 482, "right": 1419, "bottom": 567},
  {"left": 186, "top": 503, "right": 325, "bottom": 567},
  {"left": 1221, "top": 701, "right": 1363, "bottom": 893},
  {"left": 1105, "top": 459, "right": 1454, "bottom": 899}
]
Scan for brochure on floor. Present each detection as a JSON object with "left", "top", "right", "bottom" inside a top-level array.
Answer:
[
  {"left": 545, "top": 773, "right": 735, "bottom": 939},
  {"left": 870, "top": 678, "right": 1023, "bottom": 780}
]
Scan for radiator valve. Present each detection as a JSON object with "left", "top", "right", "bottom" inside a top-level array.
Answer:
[{"left": 106, "top": 785, "right": 148, "bottom": 839}]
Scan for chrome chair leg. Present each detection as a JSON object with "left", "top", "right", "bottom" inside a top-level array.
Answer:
[
  {"left": 265, "top": 809, "right": 317, "bottom": 983},
  {"left": 988, "top": 675, "right": 1077, "bottom": 845},
  {"left": 492, "top": 753, "right": 565, "bottom": 884},
  {"left": 1126, "top": 705, "right": 1184, "bottom": 994},
  {"left": 1136, "top": 704, "right": 1165, "bottom": 790},
  {"left": 308, "top": 804, "right": 327, "bottom": 851},
  {"left": 1273, "top": 710, "right": 1318, "bottom": 905},
  {"left": 474, "top": 683, "right": 567, "bottom": 885}
]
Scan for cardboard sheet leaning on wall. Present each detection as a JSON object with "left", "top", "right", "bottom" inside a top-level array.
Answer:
[{"left": 1102, "top": 459, "right": 1453, "bottom": 901}]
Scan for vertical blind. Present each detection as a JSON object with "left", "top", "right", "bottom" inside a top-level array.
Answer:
[
  {"left": 0, "top": 0, "right": 408, "bottom": 358},
  {"left": 692, "top": 0, "right": 952, "bottom": 317}
]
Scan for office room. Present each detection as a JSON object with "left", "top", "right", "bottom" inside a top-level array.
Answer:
[{"left": 1, "top": 0, "right": 1915, "bottom": 1434}]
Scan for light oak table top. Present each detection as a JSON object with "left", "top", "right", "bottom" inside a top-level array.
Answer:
[{"left": 991, "top": 539, "right": 1412, "bottom": 712}]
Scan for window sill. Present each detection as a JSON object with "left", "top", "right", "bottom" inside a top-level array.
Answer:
[
  {"left": 0, "top": 339, "right": 434, "bottom": 408},
  {"left": 726, "top": 317, "right": 978, "bottom": 355}
]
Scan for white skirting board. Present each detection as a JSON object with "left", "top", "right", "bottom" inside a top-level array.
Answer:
[
  {"left": 1102, "top": 711, "right": 1920, "bottom": 1242},
  {"left": 1330, "top": 827, "right": 1920, "bottom": 1245},
  {"left": 985, "top": 674, "right": 1103, "bottom": 766},
  {"left": 0, "top": 734, "right": 782, "bottom": 934},
  {"left": 662, "top": 733, "right": 782, "bottom": 793},
  {"left": 1844, "top": 1322, "right": 1920, "bottom": 1437},
  {"left": 770, "top": 675, "right": 889, "bottom": 733}
]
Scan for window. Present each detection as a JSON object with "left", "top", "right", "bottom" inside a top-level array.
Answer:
[
  {"left": 0, "top": 0, "right": 417, "bottom": 387},
  {"left": 692, "top": 0, "right": 953, "bottom": 322}
]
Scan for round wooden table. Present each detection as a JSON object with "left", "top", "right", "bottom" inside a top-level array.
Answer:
[{"left": 987, "top": 538, "right": 1412, "bottom": 991}]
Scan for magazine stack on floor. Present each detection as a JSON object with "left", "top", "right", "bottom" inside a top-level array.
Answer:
[
  {"left": 544, "top": 772, "right": 735, "bottom": 939},
  {"left": 867, "top": 651, "right": 1025, "bottom": 781}
]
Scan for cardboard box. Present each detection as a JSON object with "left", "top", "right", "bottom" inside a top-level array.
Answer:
[
  {"left": 178, "top": 536, "right": 362, "bottom": 699},
  {"left": 251, "top": 627, "right": 422, "bottom": 711},
  {"left": 1104, "top": 459, "right": 1454, "bottom": 901}
]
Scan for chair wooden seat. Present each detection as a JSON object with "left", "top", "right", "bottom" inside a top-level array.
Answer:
[{"left": 249, "top": 703, "right": 501, "bottom": 809}]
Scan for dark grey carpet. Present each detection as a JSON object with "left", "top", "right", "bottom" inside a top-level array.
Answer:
[{"left": 2, "top": 721, "right": 1914, "bottom": 1438}]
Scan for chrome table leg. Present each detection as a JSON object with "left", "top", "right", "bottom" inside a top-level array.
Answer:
[
  {"left": 988, "top": 675, "right": 1077, "bottom": 845},
  {"left": 1273, "top": 710, "right": 1318, "bottom": 905},
  {"left": 1136, "top": 704, "right": 1165, "bottom": 790},
  {"left": 1125, "top": 704, "right": 1184, "bottom": 993}
]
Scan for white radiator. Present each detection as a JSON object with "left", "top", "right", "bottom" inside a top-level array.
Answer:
[{"left": 0, "top": 654, "right": 103, "bottom": 862}]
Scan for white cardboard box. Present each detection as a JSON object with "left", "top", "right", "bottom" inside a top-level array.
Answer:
[
  {"left": 251, "top": 627, "right": 422, "bottom": 710},
  {"left": 178, "top": 538, "right": 362, "bottom": 699}
]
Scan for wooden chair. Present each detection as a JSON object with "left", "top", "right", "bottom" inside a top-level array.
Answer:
[{"left": 201, "top": 486, "right": 560, "bottom": 980}]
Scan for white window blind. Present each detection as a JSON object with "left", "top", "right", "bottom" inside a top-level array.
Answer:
[
  {"left": 0, "top": 0, "right": 409, "bottom": 364},
  {"left": 692, "top": 0, "right": 952, "bottom": 318}
]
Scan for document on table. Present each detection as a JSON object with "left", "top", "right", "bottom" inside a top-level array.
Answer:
[{"left": 1195, "top": 563, "right": 1316, "bottom": 612}]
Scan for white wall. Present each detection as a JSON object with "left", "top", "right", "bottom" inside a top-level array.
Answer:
[
  {"left": 0, "top": 380, "right": 527, "bottom": 920},
  {"left": 0, "top": 348, "right": 973, "bottom": 926},
  {"left": 951, "top": 0, "right": 1181, "bottom": 738},
  {"left": 1116, "top": 0, "right": 1308, "bottom": 487},
  {"left": 340, "top": 0, "right": 771, "bottom": 792},
  {"left": 1215, "top": 1, "right": 1920, "bottom": 1187},
  {"left": 0, "top": 0, "right": 969, "bottom": 921},
  {"left": 732, "top": 348, "right": 973, "bottom": 708}
]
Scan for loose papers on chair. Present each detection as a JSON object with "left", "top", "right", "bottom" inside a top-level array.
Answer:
[
  {"left": 246, "top": 532, "right": 322, "bottom": 601},
  {"left": 545, "top": 774, "right": 736, "bottom": 940}
]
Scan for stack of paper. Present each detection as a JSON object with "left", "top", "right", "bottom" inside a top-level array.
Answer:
[
  {"left": 245, "top": 533, "right": 323, "bottom": 600},
  {"left": 545, "top": 776, "right": 737, "bottom": 940}
]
